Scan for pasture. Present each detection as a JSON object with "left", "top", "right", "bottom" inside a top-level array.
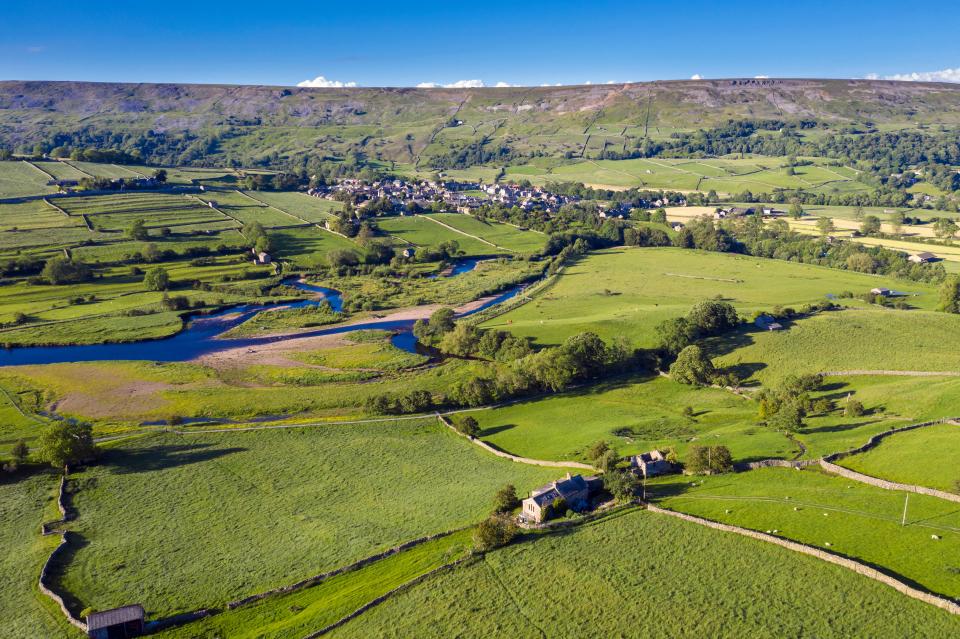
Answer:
[
  {"left": 482, "top": 247, "right": 939, "bottom": 348},
  {"left": 473, "top": 375, "right": 789, "bottom": 464},
  {"left": 839, "top": 422, "right": 960, "bottom": 492},
  {"left": 0, "top": 161, "right": 56, "bottom": 198},
  {"left": 0, "top": 470, "right": 78, "bottom": 639},
  {"left": 157, "top": 529, "right": 473, "bottom": 639},
  {"left": 377, "top": 215, "right": 495, "bottom": 255},
  {"left": 651, "top": 467, "right": 960, "bottom": 599},
  {"left": 327, "top": 508, "right": 960, "bottom": 638},
  {"left": 52, "top": 420, "right": 569, "bottom": 618},
  {"left": 426, "top": 213, "right": 546, "bottom": 253},
  {"left": 710, "top": 310, "right": 960, "bottom": 384}
]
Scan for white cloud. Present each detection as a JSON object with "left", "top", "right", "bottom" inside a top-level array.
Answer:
[
  {"left": 869, "top": 67, "right": 960, "bottom": 83},
  {"left": 296, "top": 75, "right": 357, "bottom": 88},
  {"left": 754, "top": 75, "right": 769, "bottom": 79},
  {"left": 416, "top": 79, "right": 486, "bottom": 88},
  {"left": 690, "top": 74, "right": 703, "bottom": 80},
  {"left": 494, "top": 81, "right": 514, "bottom": 88}
]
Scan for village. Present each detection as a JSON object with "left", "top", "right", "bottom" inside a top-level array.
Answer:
[{"left": 309, "top": 178, "right": 595, "bottom": 215}]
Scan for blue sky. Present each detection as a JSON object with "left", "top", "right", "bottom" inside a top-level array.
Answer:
[{"left": 3, "top": 1, "right": 960, "bottom": 86}]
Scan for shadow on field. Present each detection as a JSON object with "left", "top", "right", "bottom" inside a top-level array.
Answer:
[
  {"left": 802, "top": 420, "right": 882, "bottom": 435},
  {"left": 480, "top": 423, "right": 516, "bottom": 437},
  {"left": 105, "top": 443, "right": 247, "bottom": 474},
  {"left": 47, "top": 532, "right": 90, "bottom": 617}
]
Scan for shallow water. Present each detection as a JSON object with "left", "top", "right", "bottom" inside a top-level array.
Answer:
[{"left": 0, "top": 263, "right": 524, "bottom": 365}]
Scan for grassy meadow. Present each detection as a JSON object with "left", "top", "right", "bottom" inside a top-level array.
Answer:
[
  {"left": 482, "top": 247, "right": 939, "bottom": 348},
  {"left": 652, "top": 467, "right": 960, "bottom": 599},
  {"left": 54, "top": 421, "right": 570, "bottom": 618},
  {"left": 839, "top": 422, "right": 960, "bottom": 492},
  {"left": 327, "top": 508, "right": 960, "bottom": 638},
  {"left": 474, "top": 375, "right": 790, "bottom": 464}
]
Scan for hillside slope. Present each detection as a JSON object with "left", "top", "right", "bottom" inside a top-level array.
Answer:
[{"left": 2, "top": 78, "right": 960, "bottom": 167}]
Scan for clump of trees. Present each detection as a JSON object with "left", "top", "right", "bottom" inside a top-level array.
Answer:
[
  {"left": 492, "top": 484, "right": 519, "bottom": 514},
  {"left": 656, "top": 299, "right": 741, "bottom": 358},
  {"left": 473, "top": 514, "right": 518, "bottom": 551},
  {"left": 3, "top": 439, "right": 29, "bottom": 473},
  {"left": 42, "top": 256, "right": 93, "bottom": 285},
  {"left": 685, "top": 445, "right": 733, "bottom": 475},
  {"left": 756, "top": 373, "right": 830, "bottom": 432}
]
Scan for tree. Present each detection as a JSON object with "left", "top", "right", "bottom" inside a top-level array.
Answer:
[
  {"left": 845, "top": 252, "right": 877, "bottom": 273},
  {"left": 788, "top": 201, "right": 804, "bottom": 219},
  {"left": 685, "top": 445, "right": 733, "bottom": 475},
  {"left": 42, "top": 257, "right": 93, "bottom": 285},
  {"left": 127, "top": 218, "right": 150, "bottom": 241},
  {"left": 38, "top": 422, "right": 96, "bottom": 469},
  {"left": 656, "top": 317, "right": 697, "bottom": 355},
  {"left": 454, "top": 415, "right": 480, "bottom": 438},
  {"left": 586, "top": 440, "right": 610, "bottom": 463},
  {"left": 939, "top": 274, "right": 960, "bottom": 313},
  {"left": 651, "top": 208, "right": 668, "bottom": 225},
  {"left": 768, "top": 400, "right": 806, "bottom": 432},
  {"left": 889, "top": 211, "right": 905, "bottom": 235},
  {"left": 816, "top": 216, "right": 835, "bottom": 236},
  {"left": 438, "top": 323, "right": 480, "bottom": 357},
  {"left": 860, "top": 215, "right": 881, "bottom": 236},
  {"left": 669, "top": 345, "right": 717, "bottom": 385},
  {"left": 152, "top": 169, "right": 168, "bottom": 183},
  {"left": 143, "top": 267, "right": 170, "bottom": 291},
  {"left": 844, "top": 398, "right": 865, "bottom": 417},
  {"left": 596, "top": 449, "right": 620, "bottom": 474},
  {"left": 686, "top": 300, "right": 740, "bottom": 336},
  {"left": 492, "top": 484, "right": 519, "bottom": 513},
  {"left": 11, "top": 439, "right": 29, "bottom": 463},
  {"left": 933, "top": 217, "right": 959, "bottom": 240},
  {"left": 327, "top": 249, "right": 360, "bottom": 268},
  {"left": 473, "top": 514, "right": 518, "bottom": 551},
  {"left": 603, "top": 470, "right": 638, "bottom": 502}
]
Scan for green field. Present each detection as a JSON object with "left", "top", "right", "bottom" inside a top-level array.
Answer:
[
  {"left": 0, "top": 470, "right": 80, "bottom": 639},
  {"left": 53, "top": 420, "right": 570, "bottom": 618},
  {"left": 157, "top": 529, "right": 473, "bottom": 639},
  {"left": 326, "top": 508, "right": 960, "bottom": 638},
  {"left": 653, "top": 467, "right": 960, "bottom": 598},
  {"left": 473, "top": 375, "right": 789, "bottom": 464},
  {"left": 427, "top": 213, "right": 546, "bottom": 253},
  {"left": 483, "top": 247, "right": 939, "bottom": 348},
  {"left": 839, "top": 422, "right": 960, "bottom": 492},
  {"left": 712, "top": 310, "right": 960, "bottom": 384},
  {"left": 0, "top": 161, "right": 56, "bottom": 198},
  {"left": 377, "top": 215, "right": 497, "bottom": 255},
  {"left": 242, "top": 191, "right": 344, "bottom": 223}
]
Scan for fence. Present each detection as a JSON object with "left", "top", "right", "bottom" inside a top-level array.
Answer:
[{"left": 819, "top": 460, "right": 960, "bottom": 504}]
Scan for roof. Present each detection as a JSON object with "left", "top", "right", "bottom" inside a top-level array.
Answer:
[
  {"left": 527, "top": 487, "right": 561, "bottom": 508},
  {"left": 86, "top": 604, "right": 145, "bottom": 630},
  {"left": 912, "top": 251, "right": 936, "bottom": 259},
  {"left": 554, "top": 474, "right": 588, "bottom": 498}
]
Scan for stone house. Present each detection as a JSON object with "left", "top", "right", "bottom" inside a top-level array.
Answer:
[
  {"left": 630, "top": 450, "right": 672, "bottom": 477},
  {"left": 521, "top": 473, "right": 595, "bottom": 523}
]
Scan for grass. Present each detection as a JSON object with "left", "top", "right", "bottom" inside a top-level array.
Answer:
[
  {"left": 156, "top": 529, "right": 473, "bottom": 639},
  {"left": 0, "top": 160, "right": 56, "bottom": 198},
  {"left": 0, "top": 469, "right": 84, "bottom": 639},
  {"left": 219, "top": 303, "right": 344, "bottom": 338},
  {"left": 710, "top": 309, "right": 960, "bottom": 385},
  {"left": 327, "top": 508, "right": 960, "bottom": 638},
  {"left": 242, "top": 191, "right": 344, "bottom": 223},
  {"left": 839, "top": 422, "right": 960, "bottom": 492},
  {"left": 377, "top": 215, "right": 495, "bottom": 255},
  {"left": 292, "top": 333, "right": 428, "bottom": 370},
  {"left": 53, "top": 420, "right": 570, "bottom": 618},
  {"left": 473, "top": 375, "right": 790, "bottom": 464},
  {"left": 651, "top": 467, "right": 960, "bottom": 598},
  {"left": 482, "top": 247, "right": 939, "bottom": 348},
  {"left": 426, "top": 213, "right": 546, "bottom": 253}
]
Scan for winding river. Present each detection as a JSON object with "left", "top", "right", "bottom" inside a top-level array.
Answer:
[{"left": 0, "top": 259, "right": 522, "bottom": 367}]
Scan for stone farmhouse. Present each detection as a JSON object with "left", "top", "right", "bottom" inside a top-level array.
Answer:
[
  {"left": 521, "top": 473, "right": 601, "bottom": 523},
  {"left": 629, "top": 450, "right": 673, "bottom": 478}
]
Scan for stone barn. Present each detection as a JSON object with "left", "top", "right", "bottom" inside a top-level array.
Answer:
[{"left": 86, "top": 604, "right": 145, "bottom": 639}]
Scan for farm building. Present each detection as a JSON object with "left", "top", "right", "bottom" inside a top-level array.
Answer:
[
  {"left": 754, "top": 315, "right": 783, "bottom": 331},
  {"left": 630, "top": 450, "right": 672, "bottom": 477},
  {"left": 908, "top": 251, "right": 936, "bottom": 264},
  {"left": 86, "top": 604, "right": 145, "bottom": 638},
  {"left": 521, "top": 473, "right": 599, "bottom": 523},
  {"left": 871, "top": 287, "right": 891, "bottom": 296},
  {"left": 256, "top": 251, "right": 271, "bottom": 264}
]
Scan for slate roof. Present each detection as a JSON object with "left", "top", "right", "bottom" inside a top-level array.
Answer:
[{"left": 86, "top": 604, "right": 145, "bottom": 631}]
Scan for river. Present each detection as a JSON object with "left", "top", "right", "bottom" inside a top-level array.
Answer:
[{"left": 0, "top": 259, "right": 522, "bottom": 366}]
